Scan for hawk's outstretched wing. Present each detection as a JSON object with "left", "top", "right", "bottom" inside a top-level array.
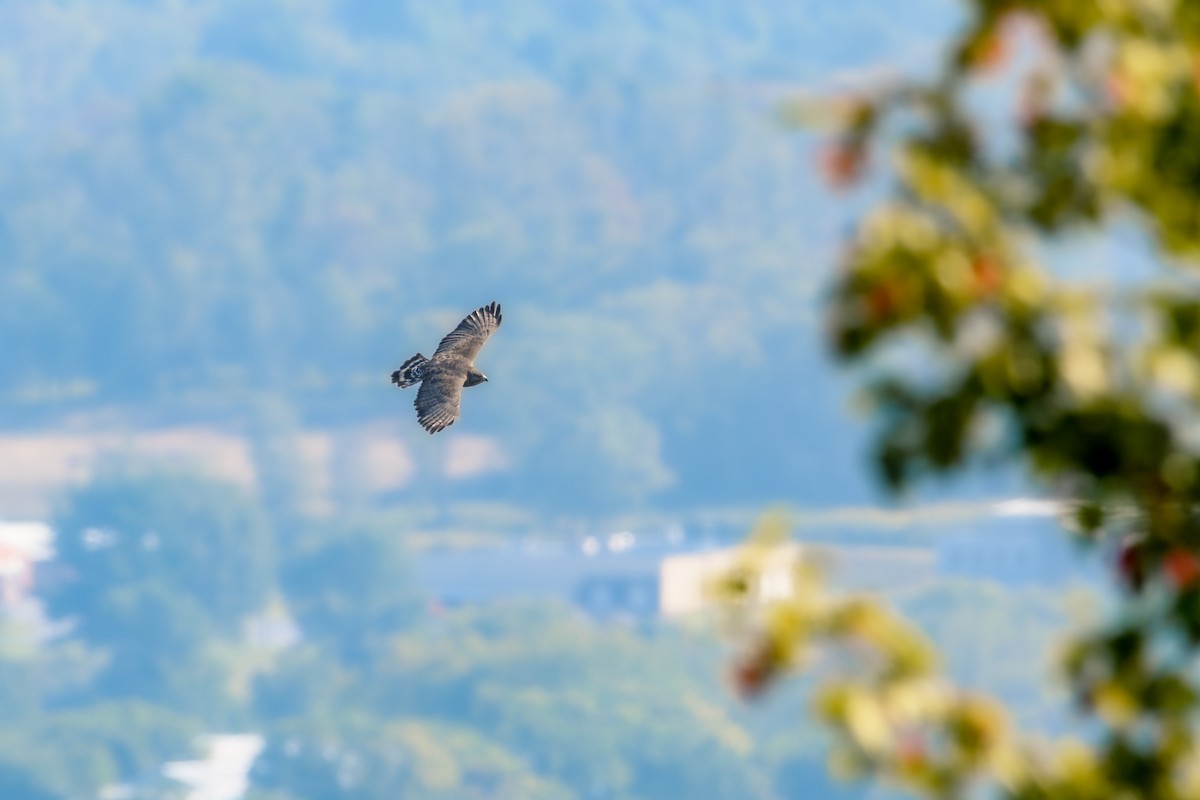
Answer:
[
  {"left": 433, "top": 302, "right": 502, "bottom": 362},
  {"left": 414, "top": 366, "right": 464, "bottom": 433}
]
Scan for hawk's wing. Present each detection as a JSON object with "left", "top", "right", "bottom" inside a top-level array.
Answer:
[
  {"left": 433, "top": 302, "right": 502, "bottom": 362},
  {"left": 414, "top": 365, "right": 465, "bottom": 434}
]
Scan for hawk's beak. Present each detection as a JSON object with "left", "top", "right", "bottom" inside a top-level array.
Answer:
[{"left": 482, "top": 375, "right": 489, "bottom": 382}]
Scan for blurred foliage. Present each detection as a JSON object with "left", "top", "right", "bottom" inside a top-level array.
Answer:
[
  {"left": 726, "top": 4, "right": 1200, "bottom": 799},
  {"left": 894, "top": 581, "right": 1072, "bottom": 733}
]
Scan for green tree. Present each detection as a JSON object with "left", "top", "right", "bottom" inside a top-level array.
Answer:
[
  {"left": 0, "top": 701, "right": 201, "bottom": 800},
  {"left": 364, "top": 602, "right": 776, "bottom": 800},
  {"left": 252, "top": 602, "right": 782, "bottom": 800},
  {"left": 726, "top": 4, "right": 1200, "bottom": 799},
  {"left": 44, "top": 472, "right": 275, "bottom": 710},
  {"left": 278, "top": 520, "right": 423, "bottom": 667},
  {"left": 249, "top": 716, "right": 575, "bottom": 800},
  {"left": 0, "top": 618, "right": 199, "bottom": 798}
]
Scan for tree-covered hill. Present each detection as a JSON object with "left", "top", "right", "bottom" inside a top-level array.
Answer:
[{"left": 1, "top": 0, "right": 956, "bottom": 512}]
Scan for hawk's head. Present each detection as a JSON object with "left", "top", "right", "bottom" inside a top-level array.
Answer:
[{"left": 465, "top": 368, "right": 488, "bottom": 387}]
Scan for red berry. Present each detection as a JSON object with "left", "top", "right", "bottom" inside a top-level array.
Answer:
[{"left": 1116, "top": 539, "right": 1144, "bottom": 590}]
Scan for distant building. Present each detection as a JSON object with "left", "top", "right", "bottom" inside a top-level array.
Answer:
[
  {"left": 659, "top": 545, "right": 799, "bottom": 618},
  {"left": 161, "top": 734, "right": 264, "bottom": 800},
  {"left": 0, "top": 521, "right": 53, "bottom": 608},
  {"left": 413, "top": 499, "right": 1095, "bottom": 619},
  {"left": 416, "top": 532, "right": 692, "bottom": 620},
  {"left": 659, "top": 543, "right": 935, "bottom": 617},
  {"left": 414, "top": 531, "right": 935, "bottom": 620}
]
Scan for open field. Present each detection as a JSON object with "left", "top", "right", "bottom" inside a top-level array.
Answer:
[{"left": 0, "top": 423, "right": 505, "bottom": 517}]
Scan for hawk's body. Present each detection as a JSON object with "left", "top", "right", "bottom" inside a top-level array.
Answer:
[{"left": 391, "top": 302, "right": 502, "bottom": 433}]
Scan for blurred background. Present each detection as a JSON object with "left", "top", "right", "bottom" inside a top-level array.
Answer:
[{"left": 0, "top": 3, "right": 1091, "bottom": 799}]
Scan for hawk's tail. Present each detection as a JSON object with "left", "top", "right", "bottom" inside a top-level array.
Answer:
[{"left": 391, "top": 353, "right": 427, "bottom": 388}]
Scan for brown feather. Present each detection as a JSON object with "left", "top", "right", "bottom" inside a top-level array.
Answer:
[{"left": 396, "top": 302, "right": 502, "bottom": 434}]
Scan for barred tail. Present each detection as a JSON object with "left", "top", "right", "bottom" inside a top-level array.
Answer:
[{"left": 391, "top": 353, "right": 428, "bottom": 388}]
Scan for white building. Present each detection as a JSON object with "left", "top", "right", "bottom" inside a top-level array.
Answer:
[
  {"left": 414, "top": 532, "right": 935, "bottom": 620},
  {"left": 0, "top": 521, "right": 53, "bottom": 607}
]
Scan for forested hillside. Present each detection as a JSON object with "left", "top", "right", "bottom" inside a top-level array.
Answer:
[
  {"left": 0, "top": 0, "right": 958, "bottom": 513},
  {"left": 0, "top": 5, "right": 1095, "bottom": 799},
  {"left": 1, "top": 471, "right": 1068, "bottom": 800}
]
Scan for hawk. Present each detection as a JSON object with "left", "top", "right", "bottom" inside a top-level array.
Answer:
[{"left": 390, "top": 301, "right": 502, "bottom": 434}]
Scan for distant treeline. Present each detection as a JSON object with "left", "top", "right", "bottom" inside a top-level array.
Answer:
[{"left": 0, "top": 0, "right": 950, "bottom": 512}]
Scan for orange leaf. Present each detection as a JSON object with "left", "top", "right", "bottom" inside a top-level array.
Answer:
[
  {"left": 974, "top": 34, "right": 1009, "bottom": 73},
  {"left": 867, "top": 283, "right": 897, "bottom": 322},
  {"left": 1164, "top": 548, "right": 1200, "bottom": 590},
  {"left": 971, "top": 258, "right": 1002, "bottom": 297}
]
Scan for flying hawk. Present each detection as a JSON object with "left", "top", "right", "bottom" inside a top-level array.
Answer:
[{"left": 391, "top": 302, "right": 502, "bottom": 434}]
